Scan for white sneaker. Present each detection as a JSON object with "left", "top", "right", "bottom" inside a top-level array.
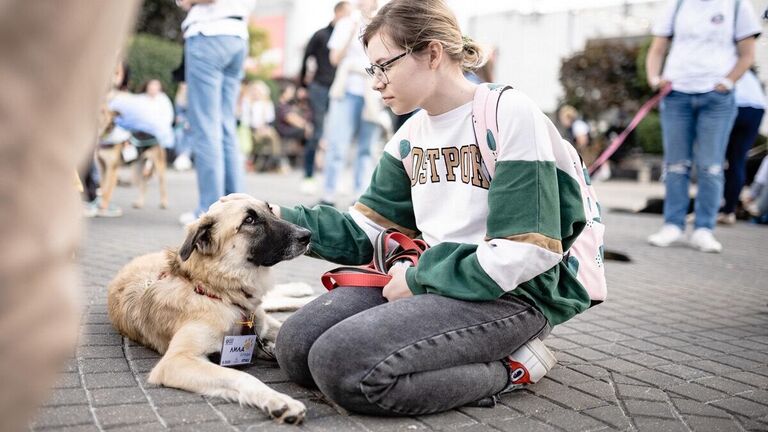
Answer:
[
  {"left": 173, "top": 153, "right": 192, "bottom": 171},
  {"left": 178, "top": 212, "right": 197, "bottom": 226},
  {"left": 689, "top": 228, "right": 722, "bottom": 253},
  {"left": 647, "top": 224, "right": 684, "bottom": 247},
  {"left": 501, "top": 338, "right": 557, "bottom": 393},
  {"left": 300, "top": 178, "right": 317, "bottom": 195}
]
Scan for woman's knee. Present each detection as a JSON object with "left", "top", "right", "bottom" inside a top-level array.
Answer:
[{"left": 274, "top": 311, "right": 317, "bottom": 388}]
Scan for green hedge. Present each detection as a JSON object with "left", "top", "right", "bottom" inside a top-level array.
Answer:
[
  {"left": 126, "top": 33, "right": 183, "bottom": 98},
  {"left": 635, "top": 111, "right": 663, "bottom": 155}
]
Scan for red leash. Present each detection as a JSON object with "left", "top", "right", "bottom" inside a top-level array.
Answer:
[
  {"left": 321, "top": 229, "right": 428, "bottom": 290},
  {"left": 588, "top": 84, "right": 672, "bottom": 176}
]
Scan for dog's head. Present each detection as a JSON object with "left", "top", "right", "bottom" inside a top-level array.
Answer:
[{"left": 178, "top": 197, "right": 311, "bottom": 268}]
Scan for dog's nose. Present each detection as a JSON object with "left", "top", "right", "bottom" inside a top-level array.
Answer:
[{"left": 296, "top": 228, "right": 311, "bottom": 245}]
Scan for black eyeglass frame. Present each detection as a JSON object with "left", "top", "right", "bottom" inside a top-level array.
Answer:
[{"left": 365, "top": 50, "right": 409, "bottom": 84}]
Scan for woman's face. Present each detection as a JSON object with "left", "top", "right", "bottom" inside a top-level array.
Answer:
[{"left": 366, "top": 32, "right": 429, "bottom": 115}]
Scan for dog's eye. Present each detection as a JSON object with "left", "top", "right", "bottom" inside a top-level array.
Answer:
[{"left": 244, "top": 215, "right": 256, "bottom": 225}]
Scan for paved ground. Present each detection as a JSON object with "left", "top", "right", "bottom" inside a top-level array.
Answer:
[{"left": 32, "top": 169, "right": 768, "bottom": 431}]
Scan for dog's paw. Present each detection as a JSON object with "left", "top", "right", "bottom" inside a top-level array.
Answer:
[
  {"left": 132, "top": 200, "right": 144, "bottom": 209},
  {"left": 261, "top": 394, "right": 306, "bottom": 424}
]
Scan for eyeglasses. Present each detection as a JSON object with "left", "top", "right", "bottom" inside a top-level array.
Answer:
[{"left": 365, "top": 51, "right": 409, "bottom": 85}]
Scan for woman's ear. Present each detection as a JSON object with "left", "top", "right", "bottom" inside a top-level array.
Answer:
[{"left": 427, "top": 41, "right": 444, "bottom": 70}]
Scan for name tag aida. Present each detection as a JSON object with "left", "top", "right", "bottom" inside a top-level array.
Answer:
[{"left": 220, "top": 335, "right": 257, "bottom": 366}]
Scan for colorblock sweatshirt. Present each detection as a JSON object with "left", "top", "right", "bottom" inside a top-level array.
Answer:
[{"left": 281, "top": 89, "right": 591, "bottom": 326}]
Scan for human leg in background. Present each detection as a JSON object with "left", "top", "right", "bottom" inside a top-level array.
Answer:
[
  {"left": 0, "top": 1, "right": 139, "bottom": 430},
  {"left": 304, "top": 82, "right": 331, "bottom": 188},
  {"left": 649, "top": 91, "right": 695, "bottom": 247},
  {"left": 321, "top": 92, "right": 363, "bottom": 205},
  {"left": 721, "top": 107, "right": 765, "bottom": 219},
  {"left": 353, "top": 118, "right": 381, "bottom": 196},
  {"left": 220, "top": 36, "right": 247, "bottom": 196},
  {"left": 688, "top": 91, "right": 736, "bottom": 252}
]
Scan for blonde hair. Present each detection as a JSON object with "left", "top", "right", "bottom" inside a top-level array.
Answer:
[{"left": 362, "top": 0, "right": 486, "bottom": 72}]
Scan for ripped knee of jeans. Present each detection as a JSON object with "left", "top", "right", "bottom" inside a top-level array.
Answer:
[
  {"left": 665, "top": 161, "right": 691, "bottom": 175},
  {"left": 699, "top": 164, "right": 723, "bottom": 176}
]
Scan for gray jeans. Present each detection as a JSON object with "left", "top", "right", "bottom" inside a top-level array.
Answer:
[{"left": 275, "top": 287, "right": 549, "bottom": 416}]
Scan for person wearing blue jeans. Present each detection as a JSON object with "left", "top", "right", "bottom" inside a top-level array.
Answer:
[
  {"left": 177, "top": 0, "right": 256, "bottom": 224},
  {"left": 645, "top": 0, "right": 761, "bottom": 253},
  {"left": 322, "top": 91, "right": 381, "bottom": 203},
  {"left": 718, "top": 70, "right": 766, "bottom": 225},
  {"left": 321, "top": 0, "right": 381, "bottom": 206}
]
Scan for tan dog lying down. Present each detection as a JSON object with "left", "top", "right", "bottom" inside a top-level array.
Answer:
[{"left": 108, "top": 198, "right": 313, "bottom": 424}]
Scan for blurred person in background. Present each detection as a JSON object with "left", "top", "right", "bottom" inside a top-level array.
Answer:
[
  {"left": 299, "top": 1, "right": 351, "bottom": 194},
  {"left": 645, "top": 0, "right": 761, "bottom": 253},
  {"left": 173, "top": 82, "right": 194, "bottom": 171},
  {"left": 718, "top": 68, "right": 766, "bottom": 225},
  {"left": 321, "top": 0, "right": 382, "bottom": 207},
  {"left": 177, "top": 0, "right": 258, "bottom": 226},
  {"left": 0, "top": 1, "right": 138, "bottom": 430},
  {"left": 558, "top": 105, "right": 591, "bottom": 152}
]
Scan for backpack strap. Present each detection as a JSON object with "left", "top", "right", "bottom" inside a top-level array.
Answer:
[{"left": 471, "top": 83, "right": 512, "bottom": 180}]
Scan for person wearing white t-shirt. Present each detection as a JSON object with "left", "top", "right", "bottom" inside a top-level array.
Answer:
[
  {"left": 320, "top": 0, "right": 382, "bottom": 206},
  {"left": 176, "top": 0, "right": 257, "bottom": 226},
  {"left": 718, "top": 69, "right": 766, "bottom": 224},
  {"left": 645, "top": 0, "right": 761, "bottom": 253}
]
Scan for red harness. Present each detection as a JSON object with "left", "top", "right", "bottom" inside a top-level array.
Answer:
[{"left": 320, "top": 228, "right": 428, "bottom": 290}]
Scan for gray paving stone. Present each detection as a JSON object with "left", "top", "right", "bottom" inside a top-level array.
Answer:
[
  {"left": 670, "top": 398, "right": 731, "bottom": 419},
  {"left": 79, "top": 334, "right": 123, "bottom": 346},
  {"left": 486, "top": 416, "right": 558, "bottom": 432},
  {"left": 667, "top": 383, "right": 730, "bottom": 403},
  {"left": 627, "top": 370, "right": 686, "bottom": 389},
  {"left": 741, "top": 390, "right": 768, "bottom": 406},
  {"left": 80, "top": 358, "right": 131, "bottom": 374},
  {"left": 129, "top": 358, "right": 159, "bottom": 373},
  {"left": 624, "top": 400, "right": 676, "bottom": 419},
  {"left": 684, "top": 415, "right": 743, "bottom": 432},
  {"left": 621, "top": 352, "right": 671, "bottom": 368},
  {"left": 570, "top": 380, "right": 618, "bottom": 403},
  {"left": 695, "top": 376, "right": 756, "bottom": 395},
  {"left": 458, "top": 403, "right": 520, "bottom": 422},
  {"left": 90, "top": 387, "right": 147, "bottom": 407},
  {"left": 31, "top": 405, "right": 93, "bottom": 429},
  {"left": 688, "top": 359, "right": 742, "bottom": 376},
  {"left": 346, "top": 415, "right": 428, "bottom": 431},
  {"left": 106, "top": 423, "right": 168, "bottom": 432},
  {"left": 616, "top": 384, "right": 668, "bottom": 401},
  {"left": 533, "top": 408, "right": 608, "bottom": 432},
  {"left": 726, "top": 371, "right": 768, "bottom": 389},
  {"left": 80, "top": 324, "right": 116, "bottom": 334},
  {"left": 156, "top": 403, "right": 222, "bottom": 426},
  {"left": 654, "top": 363, "right": 712, "bottom": 380},
  {"left": 583, "top": 405, "right": 632, "bottom": 430},
  {"left": 146, "top": 387, "right": 205, "bottom": 405},
  {"left": 416, "top": 410, "right": 478, "bottom": 429},
  {"left": 499, "top": 392, "right": 562, "bottom": 416},
  {"left": 530, "top": 380, "right": 607, "bottom": 411},
  {"left": 42, "top": 388, "right": 89, "bottom": 407},
  {"left": 711, "top": 397, "right": 768, "bottom": 418},
  {"left": 36, "top": 425, "right": 100, "bottom": 432},
  {"left": 212, "top": 403, "right": 270, "bottom": 425},
  {"left": 83, "top": 372, "right": 137, "bottom": 389},
  {"left": 302, "top": 415, "right": 370, "bottom": 432},
  {"left": 633, "top": 417, "right": 688, "bottom": 432},
  {"left": 53, "top": 373, "right": 81, "bottom": 389},
  {"left": 94, "top": 402, "right": 158, "bottom": 428},
  {"left": 593, "top": 358, "right": 647, "bottom": 374}
]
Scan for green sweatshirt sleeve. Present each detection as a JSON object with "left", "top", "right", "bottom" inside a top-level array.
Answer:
[
  {"left": 280, "top": 205, "right": 373, "bottom": 265},
  {"left": 404, "top": 242, "right": 505, "bottom": 300}
]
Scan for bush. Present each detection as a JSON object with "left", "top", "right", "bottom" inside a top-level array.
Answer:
[
  {"left": 126, "top": 33, "right": 183, "bottom": 98},
  {"left": 634, "top": 111, "right": 664, "bottom": 155}
]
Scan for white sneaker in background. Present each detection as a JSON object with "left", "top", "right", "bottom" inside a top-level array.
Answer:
[
  {"left": 689, "top": 228, "right": 723, "bottom": 253},
  {"left": 173, "top": 153, "right": 193, "bottom": 171},
  {"left": 716, "top": 212, "right": 736, "bottom": 225},
  {"left": 178, "top": 212, "right": 197, "bottom": 226},
  {"left": 300, "top": 177, "right": 317, "bottom": 195},
  {"left": 647, "top": 224, "right": 684, "bottom": 247}
]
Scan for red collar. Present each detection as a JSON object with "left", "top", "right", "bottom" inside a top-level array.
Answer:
[{"left": 194, "top": 283, "right": 222, "bottom": 300}]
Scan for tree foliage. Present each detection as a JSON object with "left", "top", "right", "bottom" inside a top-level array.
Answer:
[
  {"left": 135, "top": 0, "right": 186, "bottom": 43},
  {"left": 126, "top": 34, "right": 184, "bottom": 98}
]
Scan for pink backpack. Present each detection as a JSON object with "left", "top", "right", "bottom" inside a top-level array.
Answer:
[{"left": 403, "top": 84, "right": 607, "bottom": 305}]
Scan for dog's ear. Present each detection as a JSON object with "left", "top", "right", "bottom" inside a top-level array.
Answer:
[{"left": 179, "top": 219, "right": 216, "bottom": 261}]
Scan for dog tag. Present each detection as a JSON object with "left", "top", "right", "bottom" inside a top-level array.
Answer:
[
  {"left": 121, "top": 144, "right": 138, "bottom": 163},
  {"left": 219, "top": 335, "right": 257, "bottom": 366}
]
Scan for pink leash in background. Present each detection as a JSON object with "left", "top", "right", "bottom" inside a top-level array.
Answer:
[{"left": 588, "top": 84, "right": 672, "bottom": 176}]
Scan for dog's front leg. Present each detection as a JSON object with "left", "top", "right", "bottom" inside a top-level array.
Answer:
[
  {"left": 252, "top": 307, "right": 281, "bottom": 343},
  {"left": 148, "top": 322, "right": 305, "bottom": 424}
]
